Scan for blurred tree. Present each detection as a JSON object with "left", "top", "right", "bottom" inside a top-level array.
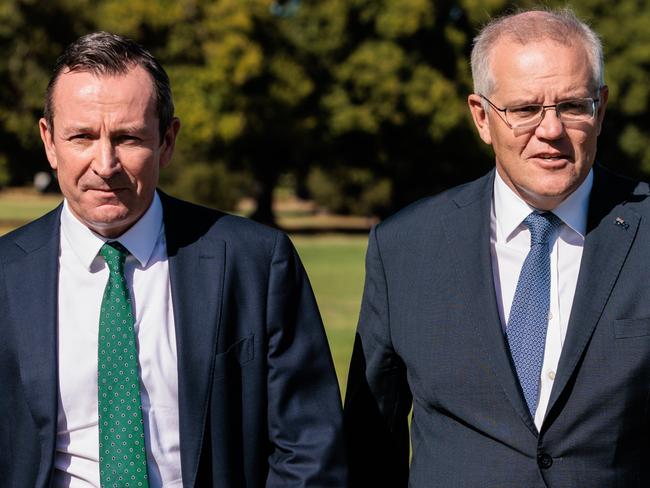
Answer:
[
  {"left": 94, "top": 0, "right": 325, "bottom": 224},
  {"left": 0, "top": 0, "right": 96, "bottom": 186},
  {"left": 566, "top": 0, "right": 650, "bottom": 179},
  {"left": 310, "top": 0, "right": 650, "bottom": 217},
  {"left": 0, "top": 0, "right": 649, "bottom": 222},
  {"left": 307, "top": 0, "right": 506, "bottom": 217}
]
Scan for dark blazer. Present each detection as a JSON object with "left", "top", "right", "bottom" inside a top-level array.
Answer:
[
  {"left": 345, "top": 166, "right": 650, "bottom": 487},
  {"left": 0, "top": 192, "right": 346, "bottom": 487}
]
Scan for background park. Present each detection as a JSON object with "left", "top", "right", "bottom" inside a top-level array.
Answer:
[{"left": 1, "top": 0, "right": 650, "bottom": 394}]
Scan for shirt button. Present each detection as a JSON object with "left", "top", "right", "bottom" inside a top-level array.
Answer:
[
  {"left": 548, "top": 311, "right": 553, "bottom": 321},
  {"left": 547, "top": 370, "right": 556, "bottom": 380},
  {"left": 538, "top": 452, "right": 553, "bottom": 469}
]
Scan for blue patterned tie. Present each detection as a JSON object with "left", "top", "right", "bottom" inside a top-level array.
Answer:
[{"left": 506, "top": 212, "right": 561, "bottom": 417}]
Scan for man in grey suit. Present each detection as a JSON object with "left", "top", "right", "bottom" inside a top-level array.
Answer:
[{"left": 345, "top": 8, "right": 649, "bottom": 487}]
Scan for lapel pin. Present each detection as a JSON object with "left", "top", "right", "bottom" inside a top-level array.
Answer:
[{"left": 614, "top": 217, "right": 629, "bottom": 229}]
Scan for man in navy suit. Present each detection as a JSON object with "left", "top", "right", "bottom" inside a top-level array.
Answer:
[
  {"left": 345, "top": 8, "right": 650, "bottom": 487},
  {"left": 0, "top": 32, "right": 346, "bottom": 487}
]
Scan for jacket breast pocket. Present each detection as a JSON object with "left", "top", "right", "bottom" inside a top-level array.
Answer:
[
  {"left": 614, "top": 318, "right": 650, "bottom": 339},
  {"left": 213, "top": 334, "right": 255, "bottom": 380}
]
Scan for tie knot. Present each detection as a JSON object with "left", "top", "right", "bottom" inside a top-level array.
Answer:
[
  {"left": 99, "top": 241, "right": 128, "bottom": 272},
  {"left": 524, "top": 212, "right": 561, "bottom": 245}
]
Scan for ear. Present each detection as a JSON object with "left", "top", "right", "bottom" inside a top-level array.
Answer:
[
  {"left": 39, "top": 118, "right": 58, "bottom": 170},
  {"left": 159, "top": 117, "right": 181, "bottom": 169},
  {"left": 467, "top": 94, "right": 492, "bottom": 145},
  {"left": 595, "top": 85, "right": 608, "bottom": 136}
]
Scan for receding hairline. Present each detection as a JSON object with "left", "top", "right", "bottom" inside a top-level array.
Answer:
[
  {"left": 489, "top": 35, "right": 593, "bottom": 90},
  {"left": 471, "top": 8, "right": 604, "bottom": 96},
  {"left": 46, "top": 63, "right": 160, "bottom": 134},
  {"left": 43, "top": 31, "right": 175, "bottom": 141},
  {"left": 51, "top": 63, "right": 157, "bottom": 96}
]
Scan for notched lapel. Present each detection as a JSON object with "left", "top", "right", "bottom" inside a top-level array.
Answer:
[
  {"left": 167, "top": 222, "right": 226, "bottom": 487},
  {"left": 442, "top": 172, "right": 538, "bottom": 436},
  {"left": 545, "top": 203, "right": 640, "bottom": 423}
]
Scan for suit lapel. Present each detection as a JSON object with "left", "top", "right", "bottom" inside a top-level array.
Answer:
[
  {"left": 162, "top": 195, "right": 226, "bottom": 487},
  {"left": 442, "top": 171, "right": 538, "bottom": 436},
  {"left": 5, "top": 207, "right": 61, "bottom": 483},
  {"left": 544, "top": 168, "right": 641, "bottom": 423}
]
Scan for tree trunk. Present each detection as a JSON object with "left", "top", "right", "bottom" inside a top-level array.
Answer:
[{"left": 250, "top": 174, "right": 278, "bottom": 227}]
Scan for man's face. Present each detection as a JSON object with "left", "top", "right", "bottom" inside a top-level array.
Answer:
[
  {"left": 468, "top": 38, "right": 608, "bottom": 210},
  {"left": 40, "top": 65, "right": 180, "bottom": 237}
]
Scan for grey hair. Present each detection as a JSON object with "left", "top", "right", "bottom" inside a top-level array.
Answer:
[
  {"left": 44, "top": 31, "right": 174, "bottom": 141},
  {"left": 471, "top": 8, "right": 604, "bottom": 98}
]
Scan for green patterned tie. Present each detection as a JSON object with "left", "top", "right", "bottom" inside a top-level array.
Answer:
[{"left": 98, "top": 242, "right": 149, "bottom": 487}]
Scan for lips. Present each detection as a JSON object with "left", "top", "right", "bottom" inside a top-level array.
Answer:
[
  {"left": 531, "top": 152, "right": 571, "bottom": 160},
  {"left": 85, "top": 187, "right": 127, "bottom": 196}
]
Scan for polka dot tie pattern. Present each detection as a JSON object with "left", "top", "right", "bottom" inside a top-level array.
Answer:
[
  {"left": 98, "top": 242, "right": 149, "bottom": 487},
  {"left": 506, "top": 212, "right": 562, "bottom": 417}
]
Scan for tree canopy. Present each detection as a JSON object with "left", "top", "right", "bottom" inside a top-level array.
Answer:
[{"left": 1, "top": 0, "right": 649, "bottom": 223}]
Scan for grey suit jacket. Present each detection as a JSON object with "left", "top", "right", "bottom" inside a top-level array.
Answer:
[
  {"left": 0, "top": 192, "right": 347, "bottom": 487},
  {"left": 345, "top": 166, "right": 650, "bottom": 487}
]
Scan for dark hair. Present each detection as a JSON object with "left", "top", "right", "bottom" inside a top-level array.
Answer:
[{"left": 44, "top": 31, "right": 174, "bottom": 140}]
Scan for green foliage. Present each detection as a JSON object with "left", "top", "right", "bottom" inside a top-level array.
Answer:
[
  {"left": 307, "top": 167, "right": 391, "bottom": 216},
  {"left": 162, "top": 161, "right": 252, "bottom": 211},
  {"left": 0, "top": 0, "right": 91, "bottom": 183},
  {"left": 0, "top": 155, "right": 11, "bottom": 188},
  {"left": 1, "top": 0, "right": 650, "bottom": 219},
  {"left": 571, "top": 0, "right": 650, "bottom": 178},
  {"left": 312, "top": 0, "right": 493, "bottom": 215}
]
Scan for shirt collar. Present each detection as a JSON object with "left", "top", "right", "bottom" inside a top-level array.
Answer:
[
  {"left": 493, "top": 168, "right": 593, "bottom": 242},
  {"left": 60, "top": 191, "right": 164, "bottom": 270}
]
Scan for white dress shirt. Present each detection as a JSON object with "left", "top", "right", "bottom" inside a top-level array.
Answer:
[
  {"left": 490, "top": 169, "right": 592, "bottom": 429},
  {"left": 54, "top": 192, "right": 183, "bottom": 487}
]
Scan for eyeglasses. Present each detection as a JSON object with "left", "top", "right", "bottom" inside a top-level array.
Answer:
[{"left": 479, "top": 94, "right": 600, "bottom": 129}]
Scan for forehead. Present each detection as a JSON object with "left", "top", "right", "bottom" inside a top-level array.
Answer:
[
  {"left": 489, "top": 38, "right": 594, "bottom": 97},
  {"left": 51, "top": 65, "right": 157, "bottom": 124}
]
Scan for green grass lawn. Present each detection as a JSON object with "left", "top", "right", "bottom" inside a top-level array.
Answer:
[
  {"left": 291, "top": 234, "right": 368, "bottom": 396},
  {"left": 0, "top": 190, "right": 61, "bottom": 234}
]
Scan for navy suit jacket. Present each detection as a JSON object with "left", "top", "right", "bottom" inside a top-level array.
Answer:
[
  {"left": 345, "top": 166, "right": 650, "bottom": 487},
  {"left": 0, "top": 192, "right": 346, "bottom": 487}
]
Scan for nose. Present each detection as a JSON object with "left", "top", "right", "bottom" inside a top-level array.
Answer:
[
  {"left": 91, "top": 138, "right": 121, "bottom": 178},
  {"left": 534, "top": 106, "right": 564, "bottom": 139}
]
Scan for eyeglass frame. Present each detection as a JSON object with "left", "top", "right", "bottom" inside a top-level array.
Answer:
[{"left": 479, "top": 94, "right": 601, "bottom": 130}]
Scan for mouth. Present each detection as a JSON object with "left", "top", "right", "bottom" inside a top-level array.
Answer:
[
  {"left": 529, "top": 152, "right": 573, "bottom": 166},
  {"left": 86, "top": 187, "right": 127, "bottom": 196}
]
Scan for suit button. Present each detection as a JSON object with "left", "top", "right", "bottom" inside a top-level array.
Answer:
[{"left": 538, "top": 453, "right": 553, "bottom": 469}]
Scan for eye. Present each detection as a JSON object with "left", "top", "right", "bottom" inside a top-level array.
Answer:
[
  {"left": 115, "top": 134, "right": 142, "bottom": 144},
  {"left": 509, "top": 104, "right": 541, "bottom": 115},
  {"left": 69, "top": 133, "right": 92, "bottom": 141},
  {"left": 559, "top": 99, "right": 590, "bottom": 115}
]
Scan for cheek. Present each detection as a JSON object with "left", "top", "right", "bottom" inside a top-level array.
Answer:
[
  {"left": 570, "top": 131, "right": 598, "bottom": 162},
  {"left": 54, "top": 147, "right": 91, "bottom": 180}
]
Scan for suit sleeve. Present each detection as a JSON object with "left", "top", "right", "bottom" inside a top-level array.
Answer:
[
  {"left": 265, "top": 233, "right": 347, "bottom": 487},
  {"left": 344, "top": 225, "right": 412, "bottom": 487}
]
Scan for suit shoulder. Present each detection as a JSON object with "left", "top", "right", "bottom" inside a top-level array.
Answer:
[
  {"left": 212, "top": 213, "right": 287, "bottom": 247},
  {"left": 0, "top": 205, "right": 61, "bottom": 257},
  {"left": 375, "top": 173, "right": 492, "bottom": 238},
  {"left": 161, "top": 194, "right": 289, "bottom": 255}
]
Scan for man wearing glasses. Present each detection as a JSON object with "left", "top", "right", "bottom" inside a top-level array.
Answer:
[{"left": 345, "top": 8, "right": 650, "bottom": 487}]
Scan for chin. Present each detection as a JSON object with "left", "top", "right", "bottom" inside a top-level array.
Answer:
[{"left": 85, "top": 211, "right": 133, "bottom": 236}]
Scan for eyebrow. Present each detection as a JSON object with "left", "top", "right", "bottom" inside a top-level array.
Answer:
[
  {"left": 59, "top": 124, "right": 150, "bottom": 137},
  {"left": 502, "top": 93, "right": 594, "bottom": 107}
]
